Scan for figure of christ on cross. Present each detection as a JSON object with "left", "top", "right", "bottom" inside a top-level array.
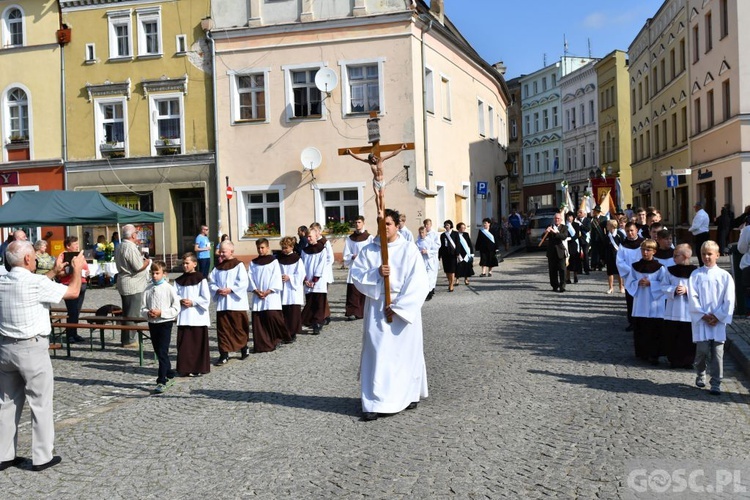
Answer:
[{"left": 343, "top": 144, "right": 408, "bottom": 220}]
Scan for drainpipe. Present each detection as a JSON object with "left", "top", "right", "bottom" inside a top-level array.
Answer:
[
  {"left": 57, "top": 2, "right": 68, "bottom": 183},
  {"left": 420, "top": 16, "right": 433, "bottom": 190},
  {"left": 205, "top": 27, "right": 222, "bottom": 243}
]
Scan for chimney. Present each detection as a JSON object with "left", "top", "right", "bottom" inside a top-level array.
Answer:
[
  {"left": 430, "top": 0, "right": 444, "bottom": 25},
  {"left": 493, "top": 61, "right": 507, "bottom": 76}
]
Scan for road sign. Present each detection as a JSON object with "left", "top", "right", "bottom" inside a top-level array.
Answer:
[
  {"left": 660, "top": 168, "right": 692, "bottom": 176},
  {"left": 226, "top": 186, "right": 233, "bottom": 199},
  {"left": 666, "top": 175, "right": 678, "bottom": 188},
  {"left": 476, "top": 181, "right": 488, "bottom": 196}
]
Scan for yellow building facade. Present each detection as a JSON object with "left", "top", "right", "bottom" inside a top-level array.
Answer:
[{"left": 60, "top": 0, "right": 216, "bottom": 263}]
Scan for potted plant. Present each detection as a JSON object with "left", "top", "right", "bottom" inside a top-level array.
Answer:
[
  {"left": 325, "top": 217, "right": 352, "bottom": 235},
  {"left": 8, "top": 134, "right": 28, "bottom": 144},
  {"left": 245, "top": 222, "right": 280, "bottom": 237}
]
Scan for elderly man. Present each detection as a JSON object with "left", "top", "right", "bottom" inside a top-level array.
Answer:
[
  {"left": 689, "top": 202, "right": 710, "bottom": 266},
  {"left": 0, "top": 241, "right": 84, "bottom": 471},
  {"left": 115, "top": 224, "right": 151, "bottom": 347},
  {"left": 545, "top": 212, "right": 569, "bottom": 292}
]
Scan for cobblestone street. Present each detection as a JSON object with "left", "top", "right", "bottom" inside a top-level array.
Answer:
[{"left": 2, "top": 252, "right": 750, "bottom": 498}]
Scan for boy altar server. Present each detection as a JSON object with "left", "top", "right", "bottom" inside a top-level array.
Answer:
[
  {"left": 661, "top": 244, "right": 697, "bottom": 369},
  {"left": 278, "top": 236, "right": 304, "bottom": 340},
  {"left": 248, "top": 238, "right": 289, "bottom": 352},
  {"left": 344, "top": 216, "right": 373, "bottom": 320},
  {"left": 689, "top": 240, "right": 735, "bottom": 395},
  {"left": 209, "top": 241, "right": 250, "bottom": 365},
  {"left": 626, "top": 239, "right": 667, "bottom": 364},
  {"left": 301, "top": 226, "right": 329, "bottom": 335},
  {"left": 616, "top": 221, "right": 645, "bottom": 331},
  {"left": 416, "top": 226, "right": 439, "bottom": 300},
  {"left": 350, "top": 209, "right": 429, "bottom": 421}
]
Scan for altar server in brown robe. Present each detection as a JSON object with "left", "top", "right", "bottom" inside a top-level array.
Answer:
[
  {"left": 344, "top": 216, "right": 373, "bottom": 320},
  {"left": 248, "top": 238, "right": 288, "bottom": 352},
  {"left": 209, "top": 241, "right": 250, "bottom": 365}
]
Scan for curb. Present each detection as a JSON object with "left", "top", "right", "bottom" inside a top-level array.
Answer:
[{"left": 727, "top": 321, "right": 750, "bottom": 379}]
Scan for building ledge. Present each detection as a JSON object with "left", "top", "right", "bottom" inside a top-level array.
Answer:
[{"left": 416, "top": 187, "right": 437, "bottom": 197}]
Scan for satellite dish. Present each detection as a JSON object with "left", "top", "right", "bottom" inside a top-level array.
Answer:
[
  {"left": 300, "top": 147, "right": 322, "bottom": 171},
  {"left": 314, "top": 68, "right": 339, "bottom": 93}
]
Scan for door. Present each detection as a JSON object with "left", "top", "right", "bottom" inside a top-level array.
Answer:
[{"left": 175, "top": 189, "right": 206, "bottom": 255}]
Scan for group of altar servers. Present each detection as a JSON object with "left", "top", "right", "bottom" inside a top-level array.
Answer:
[{"left": 615, "top": 222, "right": 734, "bottom": 394}]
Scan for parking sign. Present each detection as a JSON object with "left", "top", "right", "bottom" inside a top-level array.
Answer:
[{"left": 476, "top": 182, "right": 488, "bottom": 196}]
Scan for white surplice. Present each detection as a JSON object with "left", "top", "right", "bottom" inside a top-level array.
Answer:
[
  {"left": 416, "top": 235, "right": 439, "bottom": 290},
  {"left": 301, "top": 249, "right": 328, "bottom": 293},
  {"left": 323, "top": 239, "right": 335, "bottom": 284},
  {"left": 248, "top": 259, "right": 283, "bottom": 312},
  {"left": 208, "top": 261, "right": 249, "bottom": 311},
  {"left": 344, "top": 232, "right": 374, "bottom": 285},
  {"left": 689, "top": 265, "right": 735, "bottom": 342},
  {"left": 625, "top": 261, "right": 667, "bottom": 318},
  {"left": 615, "top": 241, "right": 643, "bottom": 278},
  {"left": 661, "top": 266, "right": 696, "bottom": 322},
  {"left": 174, "top": 278, "right": 211, "bottom": 327},
  {"left": 279, "top": 258, "right": 305, "bottom": 306},
  {"left": 350, "top": 234, "right": 429, "bottom": 414}
]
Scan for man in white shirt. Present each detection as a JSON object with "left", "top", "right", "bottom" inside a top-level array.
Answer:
[
  {"left": 689, "top": 202, "right": 710, "bottom": 266},
  {"left": 0, "top": 241, "right": 84, "bottom": 472}
]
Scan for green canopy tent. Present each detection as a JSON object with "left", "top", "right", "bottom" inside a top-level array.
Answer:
[{"left": 0, "top": 190, "right": 165, "bottom": 255}]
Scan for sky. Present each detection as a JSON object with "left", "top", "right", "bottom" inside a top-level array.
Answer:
[{"left": 443, "top": 0, "right": 667, "bottom": 79}]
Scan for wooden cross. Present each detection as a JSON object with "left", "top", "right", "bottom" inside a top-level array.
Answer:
[{"left": 338, "top": 112, "right": 414, "bottom": 322}]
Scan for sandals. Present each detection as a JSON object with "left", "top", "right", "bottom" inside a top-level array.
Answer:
[
  {"left": 464, "top": 279, "right": 469, "bottom": 285},
  {"left": 479, "top": 273, "right": 487, "bottom": 277}
]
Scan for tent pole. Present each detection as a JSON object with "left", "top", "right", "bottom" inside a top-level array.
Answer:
[{"left": 161, "top": 223, "right": 165, "bottom": 264}]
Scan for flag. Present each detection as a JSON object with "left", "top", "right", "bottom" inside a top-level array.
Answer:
[
  {"left": 599, "top": 190, "right": 617, "bottom": 218},
  {"left": 553, "top": 157, "right": 559, "bottom": 172},
  {"left": 615, "top": 177, "right": 623, "bottom": 212},
  {"left": 565, "top": 186, "right": 574, "bottom": 213}
]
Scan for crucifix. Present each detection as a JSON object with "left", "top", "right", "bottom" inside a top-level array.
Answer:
[{"left": 338, "top": 111, "right": 415, "bottom": 322}]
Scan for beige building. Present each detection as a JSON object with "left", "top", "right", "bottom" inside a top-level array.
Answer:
[
  {"left": 209, "top": 0, "right": 509, "bottom": 258},
  {"left": 628, "top": 0, "right": 690, "bottom": 225},
  {"left": 0, "top": 0, "right": 66, "bottom": 246},
  {"left": 688, "top": 0, "right": 747, "bottom": 223},
  {"left": 59, "top": 0, "right": 216, "bottom": 263},
  {"left": 595, "top": 50, "right": 633, "bottom": 209}
]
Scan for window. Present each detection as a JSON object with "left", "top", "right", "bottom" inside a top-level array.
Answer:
[
  {"left": 85, "top": 43, "right": 96, "bottom": 63},
  {"left": 534, "top": 152, "right": 540, "bottom": 173},
  {"left": 660, "top": 59, "right": 666, "bottom": 88},
  {"left": 149, "top": 94, "right": 183, "bottom": 155},
  {"left": 340, "top": 59, "right": 384, "bottom": 115},
  {"left": 283, "top": 64, "right": 324, "bottom": 119},
  {"left": 231, "top": 71, "right": 268, "bottom": 123},
  {"left": 3, "top": 7, "right": 23, "bottom": 47},
  {"left": 510, "top": 119, "right": 517, "bottom": 139},
  {"left": 581, "top": 145, "right": 586, "bottom": 169},
  {"left": 551, "top": 74, "right": 557, "bottom": 86},
  {"left": 424, "top": 67, "right": 434, "bottom": 114},
  {"left": 694, "top": 98, "right": 701, "bottom": 135},
  {"left": 533, "top": 81, "right": 538, "bottom": 95},
  {"left": 524, "top": 115, "right": 530, "bottom": 135},
  {"left": 705, "top": 12, "right": 712, "bottom": 53},
  {"left": 679, "top": 39, "right": 686, "bottom": 72},
  {"left": 553, "top": 149, "right": 559, "bottom": 172},
  {"left": 6, "top": 87, "right": 29, "bottom": 141},
  {"left": 525, "top": 154, "right": 531, "bottom": 175},
  {"left": 175, "top": 34, "right": 187, "bottom": 54},
  {"left": 638, "top": 82, "right": 643, "bottom": 109},
  {"left": 488, "top": 105, "right": 495, "bottom": 139},
  {"left": 571, "top": 108, "right": 576, "bottom": 129},
  {"left": 523, "top": 84, "right": 528, "bottom": 98},
  {"left": 322, "top": 188, "right": 360, "bottom": 226},
  {"left": 552, "top": 106, "right": 558, "bottom": 127},
  {"left": 137, "top": 7, "right": 161, "bottom": 56},
  {"left": 652, "top": 67, "right": 658, "bottom": 94},
  {"left": 662, "top": 119, "right": 667, "bottom": 152},
  {"left": 238, "top": 187, "right": 285, "bottom": 238},
  {"left": 542, "top": 77, "right": 547, "bottom": 91},
  {"left": 681, "top": 106, "right": 688, "bottom": 142},
  {"left": 580, "top": 104, "right": 585, "bottom": 126},
  {"left": 107, "top": 10, "right": 132, "bottom": 59},
  {"left": 720, "top": 0, "right": 729, "bottom": 39},
  {"left": 644, "top": 77, "right": 649, "bottom": 103},
  {"left": 533, "top": 112, "right": 539, "bottom": 133},
  {"left": 707, "top": 90, "right": 715, "bottom": 129},
  {"left": 590, "top": 142, "right": 596, "bottom": 167},
  {"left": 631, "top": 88, "right": 636, "bottom": 114},
  {"left": 543, "top": 109, "right": 549, "bottom": 130},
  {"left": 692, "top": 26, "right": 700, "bottom": 63},
  {"left": 722, "top": 80, "right": 731, "bottom": 121},
  {"left": 566, "top": 149, "right": 571, "bottom": 171},
  {"left": 478, "top": 99, "right": 485, "bottom": 137},
  {"left": 589, "top": 100, "right": 594, "bottom": 123},
  {"left": 543, "top": 150, "right": 549, "bottom": 171},
  {"left": 671, "top": 113, "right": 678, "bottom": 146},
  {"left": 670, "top": 49, "right": 676, "bottom": 79},
  {"left": 95, "top": 99, "right": 126, "bottom": 158},
  {"left": 441, "top": 76, "right": 451, "bottom": 121}
]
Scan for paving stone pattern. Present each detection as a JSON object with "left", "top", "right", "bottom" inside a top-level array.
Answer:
[{"left": 2, "top": 253, "right": 750, "bottom": 498}]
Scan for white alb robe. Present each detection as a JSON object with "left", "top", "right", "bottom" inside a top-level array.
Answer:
[
  {"left": 615, "top": 241, "right": 643, "bottom": 278},
  {"left": 209, "top": 261, "right": 250, "bottom": 311},
  {"left": 689, "top": 265, "right": 735, "bottom": 342},
  {"left": 399, "top": 226, "right": 414, "bottom": 243},
  {"left": 174, "top": 277, "right": 211, "bottom": 327},
  {"left": 248, "top": 259, "right": 283, "bottom": 312},
  {"left": 279, "top": 258, "right": 305, "bottom": 306},
  {"left": 661, "top": 266, "right": 695, "bottom": 322},
  {"left": 301, "top": 249, "right": 328, "bottom": 293},
  {"left": 344, "top": 233, "right": 374, "bottom": 284},
  {"left": 323, "top": 239, "right": 335, "bottom": 284},
  {"left": 350, "top": 234, "right": 429, "bottom": 414},
  {"left": 416, "top": 235, "right": 439, "bottom": 290},
  {"left": 625, "top": 261, "right": 667, "bottom": 318}
]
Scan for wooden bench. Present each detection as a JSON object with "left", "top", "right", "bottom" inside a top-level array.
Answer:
[{"left": 50, "top": 317, "right": 153, "bottom": 366}]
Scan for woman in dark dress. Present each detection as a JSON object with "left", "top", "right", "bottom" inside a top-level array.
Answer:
[
  {"left": 455, "top": 222, "right": 475, "bottom": 285},
  {"left": 476, "top": 218, "right": 499, "bottom": 277},
  {"left": 438, "top": 220, "right": 460, "bottom": 292}
]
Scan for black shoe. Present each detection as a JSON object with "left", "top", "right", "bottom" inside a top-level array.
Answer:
[
  {"left": 557, "top": 288, "right": 565, "bottom": 293},
  {"left": 552, "top": 286, "right": 559, "bottom": 292},
  {"left": 425, "top": 291, "right": 434, "bottom": 301},
  {"left": 312, "top": 325, "right": 321, "bottom": 335},
  {"left": 0, "top": 457, "right": 24, "bottom": 471},
  {"left": 574, "top": 277, "right": 578, "bottom": 283},
  {"left": 565, "top": 280, "right": 572, "bottom": 284},
  {"left": 406, "top": 402, "right": 418, "bottom": 410},
  {"left": 345, "top": 315, "right": 355, "bottom": 321},
  {"left": 324, "top": 317, "right": 331, "bottom": 326},
  {"left": 66, "top": 336, "right": 81, "bottom": 344},
  {"left": 625, "top": 324, "right": 634, "bottom": 332},
  {"left": 362, "top": 412, "right": 379, "bottom": 421},
  {"left": 240, "top": 347, "right": 250, "bottom": 360},
  {"left": 32, "top": 456, "right": 61, "bottom": 472},
  {"left": 214, "top": 354, "right": 229, "bottom": 366}
]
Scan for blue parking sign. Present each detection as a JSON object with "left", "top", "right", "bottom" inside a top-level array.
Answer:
[
  {"left": 666, "top": 174, "right": 678, "bottom": 188},
  {"left": 476, "top": 182, "right": 488, "bottom": 195}
]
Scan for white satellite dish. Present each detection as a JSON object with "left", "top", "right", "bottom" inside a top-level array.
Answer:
[
  {"left": 314, "top": 68, "right": 339, "bottom": 93},
  {"left": 300, "top": 147, "right": 322, "bottom": 171}
]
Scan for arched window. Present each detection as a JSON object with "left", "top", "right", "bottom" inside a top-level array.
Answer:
[
  {"left": 3, "top": 7, "right": 24, "bottom": 47},
  {"left": 7, "top": 88, "right": 29, "bottom": 140}
]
